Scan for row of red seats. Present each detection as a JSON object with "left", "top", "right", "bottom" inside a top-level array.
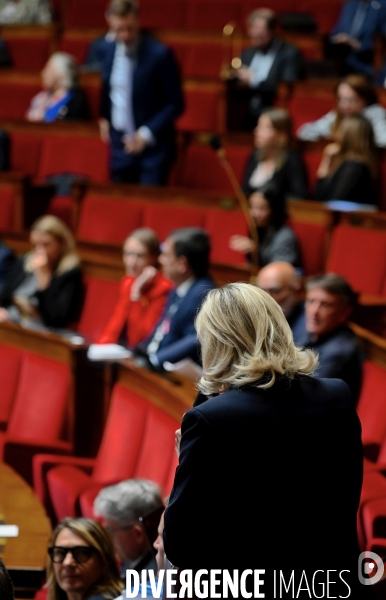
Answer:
[{"left": 58, "top": 0, "right": 342, "bottom": 34}]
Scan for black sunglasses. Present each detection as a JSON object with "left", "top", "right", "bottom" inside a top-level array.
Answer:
[{"left": 48, "top": 546, "right": 97, "bottom": 564}]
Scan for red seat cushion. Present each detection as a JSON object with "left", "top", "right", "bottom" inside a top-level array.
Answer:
[
  {"left": 140, "top": 0, "right": 186, "bottom": 29},
  {"left": 0, "top": 80, "right": 41, "bottom": 119},
  {"left": 8, "top": 352, "right": 71, "bottom": 443},
  {"left": 0, "top": 186, "right": 18, "bottom": 231},
  {"left": 357, "top": 361, "right": 386, "bottom": 451},
  {"left": 169, "top": 42, "right": 224, "bottom": 79},
  {"left": 142, "top": 204, "right": 206, "bottom": 241},
  {"left": 177, "top": 87, "right": 222, "bottom": 132},
  {"left": 289, "top": 220, "right": 326, "bottom": 275},
  {"left": 326, "top": 225, "right": 386, "bottom": 295},
  {"left": 186, "top": 0, "right": 241, "bottom": 31},
  {"left": 76, "top": 196, "right": 144, "bottom": 243},
  {"left": 36, "top": 136, "right": 109, "bottom": 183},
  {"left": 46, "top": 196, "right": 74, "bottom": 229},
  {"left": 205, "top": 209, "right": 248, "bottom": 264},
  {"left": 76, "top": 276, "right": 120, "bottom": 343},
  {"left": 0, "top": 344, "right": 22, "bottom": 427},
  {"left": 290, "top": 97, "right": 334, "bottom": 132},
  {"left": 3, "top": 36, "right": 51, "bottom": 70},
  {"left": 47, "top": 464, "right": 93, "bottom": 519},
  {"left": 10, "top": 132, "right": 43, "bottom": 177},
  {"left": 65, "top": 0, "right": 108, "bottom": 26}
]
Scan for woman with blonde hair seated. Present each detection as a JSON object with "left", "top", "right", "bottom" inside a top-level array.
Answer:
[
  {"left": 164, "top": 283, "right": 365, "bottom": 597},
  {"left": 46, "top": 517, "right": 123, "bottom": 600},
  {"left": 26, "top": 52, "right": 90, "bottom": 123},
  {"left": 0, "top": 215, "right": 83, "bottom": 328},
  {"left": 98, "top": 228, "right": 173, "bottom": 348},
  {"left": 314, "top": 113, "right": 379, "bottom": 206}
]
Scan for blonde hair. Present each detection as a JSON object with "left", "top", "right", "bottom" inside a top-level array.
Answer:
[
  {"left": 196, "top": 283, "right": 317, "bottom": 396},
  {"left": 27, "top": 215, "right": 79, "bottom": 274},
  {"left": 47, "top": 52, "right": 79, "bottom": 90},
  {"left": 330, "top": 114, "right": 378, "bottom": 178},
  {"left": 46, "top": 518, "right": 123, "bottom": 600}
]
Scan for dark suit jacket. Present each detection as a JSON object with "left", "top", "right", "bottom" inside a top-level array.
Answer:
[
  {"left": 331, "top": 0, "right": 386, "bottom": 53},
  {"left": 242, "top": 37, "right": 302, "bottom": 95},
  {"left": 314, "top": 160, "right": 378, "bottom": 206},
  {"left": 164, "top": 376, "right": 366, "bottom": 596},
  {"left": 83, "top": 34, "right": 114, "bottom": 71},
  {"left": 0, "top": 241, "right": 15, "bottom": 293},
  {"left": 0, "top": 256, "right": 83, "bottom": 328},
  {"left": 242, "top": 148, "right": 309, "bottom": 199},
  {"left": 58, "top": 86, "right": 91, "bottom": 121},
  {"left": 143, "top": 276, "right": 216, "bottom": 365},
  {"left": 297, "top": 325, "right": 364, "bottom": 404},
  {"left": 100, "top": 32, "right": 184, "bottom": 143}
]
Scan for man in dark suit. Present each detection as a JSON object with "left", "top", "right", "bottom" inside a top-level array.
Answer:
[
  {"left": 229, "top": 8, "right": 301, "bottom": 130},
  {"left": 327, "top": 0, "right": 386, "bottom": 75},
  {"left": 256, "top": 261, "right": 305, "bottom": 345},
  {"left": 297, "top": 273, "right": 363, "bottom": 404},
  {"left": 135, "top": 227, "right": 216, "bottom": 370},
  {"left": 98, "top": 0, "right": 184, "bottom": 185}
]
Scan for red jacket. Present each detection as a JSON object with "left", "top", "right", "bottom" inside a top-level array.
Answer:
[{"left": 98, "top": 272, "right": 173, "bottom": 348}]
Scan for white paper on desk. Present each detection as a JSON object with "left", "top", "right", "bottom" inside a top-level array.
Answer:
[
  {"left": 87, "top": 344, "right": 132, "bottom": 361},
  {"left": 0, "top": 525, "right": 18, "bottom": 537},
  {"left": 163, "top": 358, "right": 203, "bottom": 380}
]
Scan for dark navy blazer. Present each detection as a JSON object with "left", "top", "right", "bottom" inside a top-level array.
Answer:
[
  {"left": 331, "top": 0, "right": 386, "bottom": 53},
  {"left": 164, "top": 376, "right": 368, "bottom": 597},
  {"left": 100, "top": 32, "right": 184, "bottom": 143},
  {"left": 143, "top": 276, "right": 216, "bottom": 365}
]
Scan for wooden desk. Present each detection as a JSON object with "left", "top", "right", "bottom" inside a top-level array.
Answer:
[{"left": 0, "top": 462, "right": 50, "bottom": 597}]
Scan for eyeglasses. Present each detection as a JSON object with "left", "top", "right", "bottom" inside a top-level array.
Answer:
[{"left": 48, "top": 546, "right": 97, "bottom": 564}]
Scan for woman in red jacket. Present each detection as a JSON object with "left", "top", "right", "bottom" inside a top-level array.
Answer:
[{"left": 98, "top": 228, "right": 173, "bottom": 348}]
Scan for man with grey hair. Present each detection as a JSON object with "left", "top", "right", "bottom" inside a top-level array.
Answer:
[
  {"left": 297, "top": 273, "right": 363, "bottom": 404},
  {"left": 94, "top": 478, "right": 164, "bottom": 578}
]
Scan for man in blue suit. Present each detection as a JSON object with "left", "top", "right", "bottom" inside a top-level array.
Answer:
[
  {"left": 98, "top": 0, "right": 184, "bottom": 185},
  {"left": 134, "top": 228, "right": 216, "bottom": 370},
  {"left": 327, "top": 0, "right": 386, "bottom": 75}
]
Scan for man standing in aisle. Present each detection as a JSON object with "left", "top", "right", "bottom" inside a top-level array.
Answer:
[{"left": 99, "top": 0, "right": 184, "bottom": 184}]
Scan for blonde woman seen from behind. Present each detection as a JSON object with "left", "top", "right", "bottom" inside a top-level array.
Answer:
[{"left": 164, "top": 283, "right": 367, "bottom": 598}]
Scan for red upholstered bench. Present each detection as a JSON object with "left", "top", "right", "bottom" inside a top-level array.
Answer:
[
  {"left": 0, "top": 80, "right": 41, "bottom": 119},
  {"left": 205, "top": 208, "right": 247, "bottom": 265},
  {"left": 142, "top": 203, "right": 206, "bottom": 241},
  {"left": 76, "top": 276, "right": 120, "bottom": 343},
  {"left": 76, "top": 196, "right": 144, "bottom": 243},
  {"left": 34, "top": 382, "right": 180, "bottom": 521},
  {"left": 10, "top": 132, "right": 44, "bottom": 178},
  {"left": 177, "top": 83, "right": 225, "bottom": 133},
  {"left": 0, "top": 351, "right": 72, "bottom": 485},
  {"left": 65, "top": 0, "right": 108, "bottom": 27},
  {"left": 326, "top": 224, "right": 386, "bottom": 296},
  {"left": 289, "top": 220, "right": 327, "bottom": 276},
  {"left": 0, "top": 344, "right": 22, "bottom": 430},
  {"left": 2, "top": 28, "right": 53, "bottom": 70}
]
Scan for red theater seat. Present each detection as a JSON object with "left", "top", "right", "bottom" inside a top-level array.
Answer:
[
  {"left": 0, "top": 79, "right": 41, "bottom": 119},
  {"left": 65, "top": 0, "right": 108, "bottom": 27},
  {"left": 289, "top": 220, "right": 327, "bottom": 275},
  {"left": 140, "top": 0, "right": 186, "bottom": 29},
  {"left": 76, "top": 276, "right": 120, "bottom": 343},
  {"left": 1, "top": 351, "right": 72, "bottom": 485},
  {"left": 2, "top": 30, "right": 52, "bottom": 71},
  {"left": 290, "top": 97, "right": 334, "bottom": 132},
  {"left": 142, "top": 204, "right": 206, "bottom": 241},
  {"left": 0, "top": 184, "right": 20, "bottom": 232},
  {"left": 10, "top": 132, "right": 43, "bottom": 178},
  {"left": 205, "top": 209, "right": 247, "bottom": 264},
  {"left": 357, "top": 361, "right": 386, "bottom": 461},
  {"left": 0, "top": 344, "right": 22, "bottom": 429},
  {"left": 168, "top": 41, "right": 224, "bottom": 79},
  {"left": 186, "top": 0, "right": 241, "bottom": 31},
  {"left": 34, "top": 383, "right": 179, "bottom": 520},
  {"left": 302, "top": 152, "right": 323, "bottom": 193},
  {"left": 326, "top": 225, "right": 386, "bottom": 296},
  {"left": 76, "top": 196, "right": 143, "bottom": 243},
  {"left": 36, "top": 136, "right": 109, "bottom": 184},
  {"left": 177, "top": 84, "right": 224, "bottom": 132}
]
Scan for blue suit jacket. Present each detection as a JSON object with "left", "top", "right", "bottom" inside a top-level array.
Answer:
[
  {"left": 331, "top": 0, "right": 386, "bottom": 53},
  {"left": 100, "top": 32, "right": 184, "bottom": 142},
  {"left": 144, "top": 276, "right": 216, "bottom": 365}
]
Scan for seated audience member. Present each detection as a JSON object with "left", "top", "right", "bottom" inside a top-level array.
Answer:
[
  {"left": 0, "top": 559, "right": 14, "bottom": 600},
  {"left": 94, "top": 479, "right": 164, "bottom": 578},
  {"left": 256, "top": 261, "right": 305, "bottom": 344},
  {"left": 0, "top": 240, "right": 15, "bottom": 294},
  {"left": 326, "top": 0, "right": 386, "bottom": 76},
  {"left": 231, "top": 9, "right": 301, "bottom": 130},
  {"left": 46, "top": 517, "right": 123, "bottom": 600},
  {"left": 134, "top": 228, "right": 215, "bottom": 369},
  {"left": 99, "top": 0, "right": 184, "bottom": 185},
  {"left": 98, "top": 228, "right": 173, "bottom": 348},
  {"left": 242, "top": 108, "right": 308, "bottom": 199},
  {"left": 297, "top": 74, "right": 386, "bottom": 147},
  {"left": 0, "top": 0, "right": 51, "bottom": 24},
  {"left": 26, "top": 52, "right": 90, "bottom": 123},
  {"left": 230, "top": 185, "right": 301, "bottom": 268},
  {"left": 314, "top": 114, "right": 379, "bottom": 206},
  {"left": 297, "top": 273, "right": 363, "bottom": 404},
  {"left": 0, "top": 215, "right": 83, "bottom": 329}
]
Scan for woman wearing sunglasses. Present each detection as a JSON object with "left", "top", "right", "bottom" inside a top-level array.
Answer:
[{"left": 46, "top": 518, "right": 123, "bottom": 600}]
